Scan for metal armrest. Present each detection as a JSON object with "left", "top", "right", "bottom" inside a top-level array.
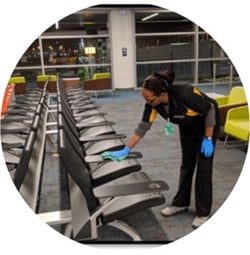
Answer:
[
  {"left": 1, "top": 116, "right": 32, "bottom": 122},
  {"left": 3, "top": 150, "right": 20, "bottom": 164},
  {"left": 8, "top": 104, "right": 36, "bottom": 110},
  {"left": 73, "top": 106, "right": 101, "bottom": 115},
  {"left": 76, "top": 121, "right": 115, "bottom": 128},
  {"left": 73, "top": 106, "right": 100, "bottom": 115},
  {"left": 2, "top": 143, "right": 24, "bottom": 149},
  {"left": 85, "top": 152, "right": 143, "bottom": 163},
  {"left": 1, "top": 109, "right": 32, "bottom": 115},
  {"left": 70, "top": 100, "right": 95, "bottom": 109},
  {"left": 93, "top": 180, "right": 169, "bottom": 198},
  {"left": 69, "top": 97, "right": 90, "bottom": 104},
  {"left": 9, "top": 102, "right": 38, "bottom": 107},
  {"left": 74, "top": 112, "right": 107, "bottom": 120},
  {"left": 80, "top": 133, "right": 126, "bottom": 142},
  {"left": 1, "top": 128, "right": 29, "bottom": 134}
]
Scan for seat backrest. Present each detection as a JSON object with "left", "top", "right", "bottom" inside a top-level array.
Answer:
[
  {"left": 18, "top": 103, "right": 48, "bottom": 211},
  {"left": 92, "top": 72, "right": 111, "bottom": 80},
  {"left": 13, "top": 130, "right": 37, "bottom": 189},
  {"left": 58, "top": 128, "right": 100, "bottom": 240},
  {"left": 58, "top": 128, "right": 98, "bottom": 212},
  {"left": 8, "top": 76, "right": 26, "bottom": 84},
  {"left": 58, "top": 112, "right": 86, "bottom": 160},
  {"left": 228, "top": 86, "right": 247, "bottom": 105},
  {"left": 59, "top": 101, "right": 80, "bottom": 140},
  {"left": 227, "top": 105, "right": 249, "bottom": 120},
  {"left": 36, "top": 74, "right": 57, "bottom": 82},
  {"left": 13, "top": 89, "right": 48, "bottom": 190}
]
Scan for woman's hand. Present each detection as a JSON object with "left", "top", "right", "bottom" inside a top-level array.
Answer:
[
  {"left": 200, "top": 137, "right": 214, "bottom": 157},
  {"left": 101, "top": 146, "right": 130, "bottom": 161}
]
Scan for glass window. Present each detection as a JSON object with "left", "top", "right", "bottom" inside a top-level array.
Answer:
[
  {"left": 136, "top": 34, "right": 194, "bottom": 61},
  {"left": 16, "top": 39, "right": 41, "bottom": 67},
  {"left": 44, "top": 11, "right": 108, "bottom": 34},
  {"left": 199, "top": 34, "right": 227, "bottom": 59},
  {"left": 135, "top": 11, "right": 194, "bottom": 33},
  {"left": 137, "top": 62, "right": 194, "bottom": 87},
  {"left": 135, "top": 8, "right": 195, "bottom": 87},
  {"left": 198, "top": 60, "right": 240, "bottom": 84},
  {"left": 41, "top": 37, "right": 110, "bottom": 66},
  {"left": 13, "top": 7, "right": 111, "bottom": 82}
]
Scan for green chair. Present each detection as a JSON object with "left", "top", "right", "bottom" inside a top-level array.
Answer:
[
  {"left": 215, "top": 86, "right": 247, "bottom": 127},
  {"left": 92, "top": 72, "right": 111, "bottom": 80},
  {"left": 224, "top": 105, "right": 250, "bottom": 147},
  {"left": 8, "top": 76, "right": 26, "bottom": 95},
  {"left": 84, "top": 72, "right": 112, "bottom": 98},
  {"left": 36, "top": 74, "right": 57, "bottom": 92}
]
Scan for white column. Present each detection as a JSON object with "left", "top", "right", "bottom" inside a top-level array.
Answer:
[
  {"left": 193, "top": 24, "right": 199, "bottom": 85},
  {"left": 109, "top": 9, "right": 136, "bottom": 89}
]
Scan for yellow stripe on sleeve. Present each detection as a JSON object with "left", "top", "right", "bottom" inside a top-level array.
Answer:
[
  {"left": 186, "top": 108, "right": 199, "bottom": 116},
  {"left": 193, "top": 87, "right": 202, "bottom": 96},
  {"left": 149, "top": 108, "right": 158, "bottom": 122}
]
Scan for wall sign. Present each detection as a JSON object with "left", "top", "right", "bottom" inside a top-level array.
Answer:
[{"left": 122, "top": 47, "right": 127, "bottom": 57}]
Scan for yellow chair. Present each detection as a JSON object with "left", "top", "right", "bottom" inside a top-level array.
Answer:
[
  {"left": 84, "top": 72, "right": 112, "bottom": 97},
  {"left": 8, "top": 76, "right": 26, "bottom": 95},
  {"left": 36, "top": 74, "right": 57, "bottom": 92},
  {"left": 36, "top": 74, "right": 57, "bottom": 82},
  {"left": 92, "top": 72, "right": 111, "bottom": 80},
  {"left": 224, "top": 105, "right": 250, "bottom": 147},
  {"left": 215, "top": 86, "right": 248, "bottom": 126}
]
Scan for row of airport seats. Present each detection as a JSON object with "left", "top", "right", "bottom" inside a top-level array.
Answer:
[
  {"left": 1, "top": 75, "right": 169, "bottom": 241},
  {"left": 38, "top": 78, "right": 169, "bottom": 242},
  {"left": 8, "top": 75, "right": 58, "bottom": 95},
  {"left": 1, "top": 81, "right": 50, "bottom": 211}
]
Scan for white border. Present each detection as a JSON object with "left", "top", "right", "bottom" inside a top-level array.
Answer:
[{"left": 0, "top": 1, "right": 249, "bottom": 254}]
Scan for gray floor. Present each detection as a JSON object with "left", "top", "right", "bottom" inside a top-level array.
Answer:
[
  {"left": 37, "top": 83, "right": 247, "bottom": 243},
  {"left": 94, "top": 85, "right": 246, "bottom": 241}
]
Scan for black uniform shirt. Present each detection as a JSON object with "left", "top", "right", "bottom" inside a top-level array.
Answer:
[{"left": 135, "top": 84, "right": 218, "bottom": 138}]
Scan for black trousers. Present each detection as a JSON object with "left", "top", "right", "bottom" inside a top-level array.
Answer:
[{"left": 171, "top": 122, "right": 219, "bottom": 217}]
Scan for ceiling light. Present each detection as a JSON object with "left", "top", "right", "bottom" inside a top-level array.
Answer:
[{"left": 141, "top": 13, "right": 159, "bottom": 21}]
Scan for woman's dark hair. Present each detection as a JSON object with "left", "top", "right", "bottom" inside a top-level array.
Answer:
[{"left": 143, "top": 69, "right": 175, "bottom": 96}]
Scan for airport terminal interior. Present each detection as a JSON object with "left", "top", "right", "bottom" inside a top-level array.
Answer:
[{"left": 1, "top": 4, "right": 249, "bottom": 244}]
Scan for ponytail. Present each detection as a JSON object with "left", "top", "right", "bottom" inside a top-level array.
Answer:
[{"left": 143, "top": 69, "right": 175, "bottom": 96}]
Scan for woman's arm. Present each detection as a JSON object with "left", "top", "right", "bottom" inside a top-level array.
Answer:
[
  {"left": 127, "top": 133, "right": 142, "bottom": 149},
  {"left": 204, "top": 103, "right": 216, "bottom": 138},
  {"left": 205, "top": 126, "right": 214, "bottom": 138}
]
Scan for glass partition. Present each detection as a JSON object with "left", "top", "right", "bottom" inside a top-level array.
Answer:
[
  {"left": 137, "top": 61, "right": 194, "bottom": 87},
  {"left": 198, "top": 59, "right": 241, "bottom": 84},
  {"left": 136, "top": 34, "right": 194, "bottom": 61}
]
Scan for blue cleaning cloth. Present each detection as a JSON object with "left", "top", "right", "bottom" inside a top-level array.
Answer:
[{"left": 101, "top": 146, "right": 130, "bottom": 161}]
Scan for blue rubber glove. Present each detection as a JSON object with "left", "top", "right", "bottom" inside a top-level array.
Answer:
[
  {"left": 200, "top": 137, "right": 214, "bottom": 157},
  {"left": 101, "top": 146, "right": 130, "bottom": 161}
]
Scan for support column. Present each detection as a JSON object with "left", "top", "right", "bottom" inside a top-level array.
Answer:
[
  {"left": 109, "top": 9, "right": 136, "bottom": 89},
  {"left": 194, "top": 24, "right": 199, "bottom": 85}
]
